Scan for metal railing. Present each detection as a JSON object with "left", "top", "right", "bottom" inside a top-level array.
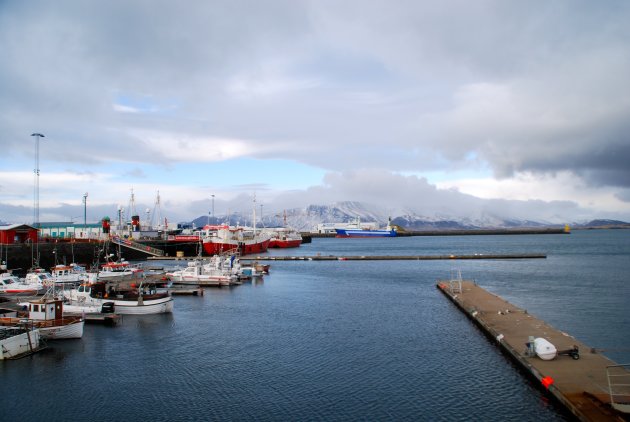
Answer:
[
  {"left": 607, "top": 363, "right": 630, "bottom": 413},
  {"left": 110, "top": 236, "right": 164, "bottom": 257}
]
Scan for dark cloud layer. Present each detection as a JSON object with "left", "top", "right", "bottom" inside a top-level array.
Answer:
[{"left": 1, "top": 1, "right": 629, "bottom": 222}]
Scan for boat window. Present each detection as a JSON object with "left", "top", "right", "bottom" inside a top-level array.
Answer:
[{"left": 78, "top": 285, "right": 85, "bottom": 292}]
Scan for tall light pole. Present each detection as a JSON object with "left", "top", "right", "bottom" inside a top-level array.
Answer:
[
  {"left": 31, "top": 133, "right": 45, "bottom": 230},
  {"left": 31, "top": 133, "right": 44, "bottom": 268},
  {"left": 83, "top": 192, "right": 88, "bottom": 234}
]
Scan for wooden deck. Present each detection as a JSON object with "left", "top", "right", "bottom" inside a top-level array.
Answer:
[{"left": 437, "top": 280, "right": 630, "bottom": 421}]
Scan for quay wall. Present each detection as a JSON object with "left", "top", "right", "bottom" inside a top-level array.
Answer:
[
  {"left": 305, "top": 228, "right": 568, "bottom": 238},
  {"left": 436, "top": 280, "right": 628, "bottom": 421}
]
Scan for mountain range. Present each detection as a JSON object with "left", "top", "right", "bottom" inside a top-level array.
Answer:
[{"left": 187, "top": 201, "right": 630, "bottom": 231}]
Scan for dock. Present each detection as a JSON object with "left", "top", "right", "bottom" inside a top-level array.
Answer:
[
  {"left": 437, "top": 279, "right": 630, "bottom": 421},
  {"left": 169, "top": 286, "right": 204, "bottom": 296},
  {"left": 240, "top": 253, "right": 547, "bottom": 261},
  {"left": 64, "top": 312, "right": 121, "bottom": 326}
]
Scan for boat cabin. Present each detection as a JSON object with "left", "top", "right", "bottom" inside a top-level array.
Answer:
[{"left": 28, "top": 299, "right": 63, "bottom": 321}]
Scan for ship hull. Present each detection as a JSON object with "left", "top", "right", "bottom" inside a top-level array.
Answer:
[
  {"left": 202, "top": 239, "right": 270, "bottom": 256},
  {"left": 268, "top": 239, "right": 302, "bottom": 248},
  {"left": 335, "top": 229, "right": 397, "bottom": 238}
]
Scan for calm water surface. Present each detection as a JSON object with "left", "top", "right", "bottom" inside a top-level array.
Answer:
[{"left": 2, "top": 229, "right": 629, "bottom": 421}]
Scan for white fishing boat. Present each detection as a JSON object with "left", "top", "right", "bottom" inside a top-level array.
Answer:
[
  {"left": 0, "top": 273, "right": 44, "bottom": 295},
  {"left": 1, "top": 298, "right": 84, "bottom": 340},
  {"left": 167, "top": 256, "right": 239, "bottom": 286},
  {"left": 24, "top": 269, "right": 56, "bottom": 288},
  {"left": 67, "top": 281, "right": 173, "bottom": 315},
  {"left": 0, "top": 323, "right": 42, "bottom": 360},
  {"left": 98, "top": 260, "right": 145, "bottom": 281},
  {"left": 50, "top": 263, "right": 89, "bottom": 285}
]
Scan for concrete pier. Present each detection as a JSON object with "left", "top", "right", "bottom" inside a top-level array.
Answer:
[
  {"left": 240, "top": 253, "right": 546, "bottom": 261},
  {"left": 437, "top": 280, "right": 630, "bottom": 421}
]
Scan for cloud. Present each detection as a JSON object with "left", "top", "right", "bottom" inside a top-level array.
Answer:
[{"left": 1, "top": 1, "right": 630, "bottom": 223}]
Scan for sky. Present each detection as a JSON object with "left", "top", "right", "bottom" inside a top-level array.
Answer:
[{"left": 1, "top": 0, "right": 630, "bottom": 226}]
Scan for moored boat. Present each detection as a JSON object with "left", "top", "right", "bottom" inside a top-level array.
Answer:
[
  {"left": 50, "top": 263, "right": 89, "bottom": 286},
  {"left": 201, "top": 225, "right": 271, "bottom": 256},
  {"left": 67, "top": 281, "right": 173, "bottom": 315},
  {"left": 266, "top": 227, "right": 302, "bottom": 248},
  {"left": 98, "top": 260, "right": 144, "bottom": 281},
  {"left": 335, "top": 217, "right": 397, "bottom": 238},
  {"left": 0, "top": 323, "right": 42, "bottom": 360},
  {"left": 0, "top": 273, "right": 44, "bottom": 295},
  {"left": 1, "top": 298, "right": 84, "bottom": 340},
  {"left": 166, "top": 255, "right": 239, "bottom": 286}
]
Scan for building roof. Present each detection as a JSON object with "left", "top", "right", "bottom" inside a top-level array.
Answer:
[
  {"left": 0, "top": 224, "right": 36, "bottom": 231},
  {"left": 37, "top": 222, "right": 102, "bottom": 229}
]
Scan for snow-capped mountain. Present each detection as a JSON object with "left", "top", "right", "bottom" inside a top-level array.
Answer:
[{"left": 188, "top": 201, "right": 579, "bottom": 231}]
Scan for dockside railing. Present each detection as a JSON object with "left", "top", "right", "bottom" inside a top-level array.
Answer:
[{"left": 111, "top": 236, "right": 165, "bottom": 257}]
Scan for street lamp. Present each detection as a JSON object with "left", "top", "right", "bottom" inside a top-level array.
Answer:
[
  {"left": 31, "top": 132, "right": 44, "bottom": 268},
  {"left": 118, "top": 205, "right": 124, "bottom": 232},
  {"left": 83, "top": 192, "right": 88, "bottom": 233},
  {"left": 31, "top": 133, "right": 45, "bottom": 230}
]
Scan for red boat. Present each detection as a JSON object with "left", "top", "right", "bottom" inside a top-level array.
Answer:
[
  {"left": 201, "top": 225, "right": 271, "bottom": 256},
  {"left": 266, "top": 228, "right": 302, "bottom": 248}
]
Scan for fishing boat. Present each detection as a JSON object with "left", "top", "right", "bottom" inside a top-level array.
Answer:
[
  {"left": 50, "top": 263, "right": 89, "bottom": 286},
  {"left": 201, "top": 195, "right": 270, "bottom": 256},
  {"left": 266, "top": 227, "right": 302, "bottom": 248},
  {"left": 335, "top": 217, "right": 397, "bottom": 238},
  {"left": 1, "top": 298, "right": 84, "bottom": 340},
  {"left": 201, "top": 225, "right": 271, "bottom": 256},
  {"left": 24, "top": 269, "right": 57, "bottom": 288},
  {"left": 0, "top": 273, "right": 44, "bottom": 295},
  {"left": 166, "top": 255, "right": 239, "bottom": 286},
  {"left": 266, "top": 211, "right": 302, "bottom": 248},
  {"left": 67, "top": 281, "right": 173, "bottom": 315},
  {"left": 0, "top": 322, "right": 42, "bottom": 360},
  {"left": 98, "top": 259, "right": 144, "bottom": 281}
]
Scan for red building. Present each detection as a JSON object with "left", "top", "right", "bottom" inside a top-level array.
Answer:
[{"left": 0, "top": 224, "right": 39, "bottom": 244}]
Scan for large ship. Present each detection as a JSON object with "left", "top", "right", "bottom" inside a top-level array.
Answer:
[
  {"left": 265, "top": 212, "right": 302, "bottom": 248},
  {"left": 335, "top": 217, "right": 397, "bottom": 238},
  {"left": 201, "top": 225, "right": 271, "bottom": 256},
  {"left": 266, "top": 227, "right": 303, "bottom": 248}
]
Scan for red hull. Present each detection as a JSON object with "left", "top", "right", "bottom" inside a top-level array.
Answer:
[
  {"left": 202, "top": 239, "right": 270, "bottom": 256},
  {"left": 268, "top": 239, "right": 302, "bottom": 248}
]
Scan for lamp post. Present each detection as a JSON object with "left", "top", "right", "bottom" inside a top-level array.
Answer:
[
  {"left": 31, "top": 133, "right": 44, "bottom": 268},
  {"left": 83, "top": 192, "right": 88, "bottom": 233},
  {"left": 31, "top": 133, "right": 45, "bottom": 230},
  {"left": 211, "top": 194, "right": 215, "bottom": 223},
  {"left": 118, "top": 205, "right": 124, "bottom": 232}
]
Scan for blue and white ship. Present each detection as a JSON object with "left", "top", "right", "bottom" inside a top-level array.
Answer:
[{"left": 335, "top": 217, "right": 397, "bottom": 238}]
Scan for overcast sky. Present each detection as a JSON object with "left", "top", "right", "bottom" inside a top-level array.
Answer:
[{"left": 1, "top": 0, "right": 630, "bottom": 225}]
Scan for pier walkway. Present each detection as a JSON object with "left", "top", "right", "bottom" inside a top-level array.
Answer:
[
  {"left": 437, "top": 279, "right": 630, "bottom": 421},
  {"left": 244, "top": 253, "right": 546, "bottom": 261},
  {"left": 111, "top": 236, "right": 164, "bottom": 257}
]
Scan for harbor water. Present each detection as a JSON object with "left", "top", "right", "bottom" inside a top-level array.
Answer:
[{"left": 2, "top": 229, "right": 629, "bottom": 420}]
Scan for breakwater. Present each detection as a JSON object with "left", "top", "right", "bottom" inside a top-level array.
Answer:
[
  {"left": 305, "top": 227, "right": 568, "bottom": 238},
  {"left": 241, "top": 253, "right": 546, "bottom": 261},
  {"left": 437, "top": 279, "right": 630, "bottom": 421},
  {"left": 0, "top": 227, "right": 564, "bottom": 271}
]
